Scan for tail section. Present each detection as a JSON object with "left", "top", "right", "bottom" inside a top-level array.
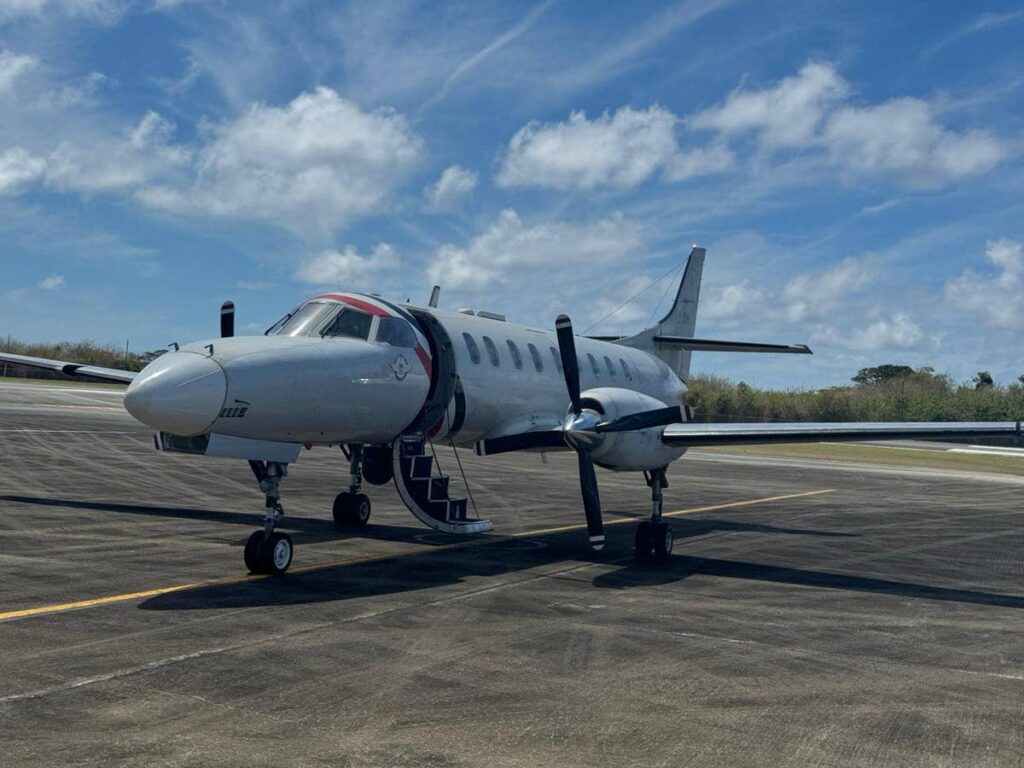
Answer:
[{"left": 615, "top": 246, "right": 705, "bottom": 381}]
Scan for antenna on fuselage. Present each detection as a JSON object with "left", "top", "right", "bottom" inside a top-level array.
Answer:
[{"left": 428, "top": 285, "right": 441, "bottom": 308}]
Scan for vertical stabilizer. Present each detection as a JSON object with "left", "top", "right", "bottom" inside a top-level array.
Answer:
[{"left": 613, "top": 246, "right": 705, "bottom": 381}]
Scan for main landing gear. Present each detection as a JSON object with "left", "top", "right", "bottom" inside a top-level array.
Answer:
[
  {"left": 333, "top": 445, "right": 372, "bottom": 528},
  {"left": 635, "top": 467, "right": 673, "bottom": 560},
  {"left": 244, "top": 460, "right": 294, "bottom": 575}
]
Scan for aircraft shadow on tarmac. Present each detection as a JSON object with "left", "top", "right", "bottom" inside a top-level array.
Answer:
[{"left": 6, "top": 493, "right": 1022, "bottom": 612}]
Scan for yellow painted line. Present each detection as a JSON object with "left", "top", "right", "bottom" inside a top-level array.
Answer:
[{"left": 0, "top": 488, "right": 834, "bottom": 623}]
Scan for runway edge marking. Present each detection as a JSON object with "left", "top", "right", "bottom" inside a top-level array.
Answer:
[{"left": 0, "top": 488, "right": 835, "bottom": 623}]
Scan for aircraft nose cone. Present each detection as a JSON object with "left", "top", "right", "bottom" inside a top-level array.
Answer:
[{"left": 123, "top": 352, "right": 226, "bottom": 436}]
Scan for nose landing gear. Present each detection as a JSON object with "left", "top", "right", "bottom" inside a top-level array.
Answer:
[
  {"left": 333, "top": 445, "right": 372, "bottom": 528},
  {"left": 636, "top": 467, "right": 672, "bottom": 560},
  {"left": 244, "top": 460, "right": 293, "bottom": 575}
]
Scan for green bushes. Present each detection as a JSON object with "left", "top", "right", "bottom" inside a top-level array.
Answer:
[
  {"left": 0, "top": 339, "right": 165, "bottom": 380},
  {"left": 687, "top": 370, "right": 1024, "bottom": 423}
]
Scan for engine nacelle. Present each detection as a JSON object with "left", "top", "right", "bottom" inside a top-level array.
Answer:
[{"left": 577, "top": 387, "right": 687, "bottom": 471}]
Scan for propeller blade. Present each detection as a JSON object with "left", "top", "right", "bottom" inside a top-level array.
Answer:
[
  {"left": 596, "top": 405, "right": 683, "bottom": 434},
  {"left": 577, "top": 450, "right": 604, "bottom": 551},
  {"left": 475, "top": 430, "right": 568, "bottom": 456},
  {"left": 220, "top": 301, "right": 235, "bottom": 338},
  {"left": 555, "top": 314, "right": 582, "bottom": 415}
]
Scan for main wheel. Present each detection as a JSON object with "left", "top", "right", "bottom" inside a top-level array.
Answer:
[
  {"left": 257, "top": 531, "right": 293, "bottom": 576},
  {"left": 333, "top": 492, "right": 371, "bottom": 527},
  {"left": 635, "top": 521, "right": 654, "bottom": 558},
  {"left": 653, "top": 522, "right": 673, "bottom": 559},
  {"left": 244, "top": 530, "right": 265, "bottom": 573}
]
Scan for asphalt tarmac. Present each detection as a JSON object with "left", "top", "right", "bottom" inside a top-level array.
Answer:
[{"left": 1, "top": 380, "right": 1022, "bottom": 767}]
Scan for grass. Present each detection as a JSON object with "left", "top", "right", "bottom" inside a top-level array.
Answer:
[{"left": 693, "top": 442, "right": 1024, "bottom": 476}]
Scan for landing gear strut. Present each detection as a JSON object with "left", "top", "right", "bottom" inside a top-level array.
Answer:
[
  {"left": 636, "top": 467, "right": 672, "bottom": 559},
  {"left": 244, "top": 460, "right": 293, "bottom": 575},
  {"left": 333, "top": 445, "right": 372, "bottom": 528}
]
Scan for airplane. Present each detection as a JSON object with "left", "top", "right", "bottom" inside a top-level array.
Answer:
[{"left": 2, "top": 247, "right": 1020, "bottom": 577}]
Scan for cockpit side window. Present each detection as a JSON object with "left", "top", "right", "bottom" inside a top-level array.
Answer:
[
  {"left": 321, "top": 307, "right": 373, "bottom": 340},
  {"left": 376, "top": 316, "right": 418, "bottom": 348},
  {"left": 275, "top": 301, "right": 338, "bottom": 337}
]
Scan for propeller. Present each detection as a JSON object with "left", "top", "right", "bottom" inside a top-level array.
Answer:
[
  {"left": 220, "top": 301, "right": 235, "bottom": 338},
  {"left": 555, "top": 314, "right": 605, "bottom": 551}
]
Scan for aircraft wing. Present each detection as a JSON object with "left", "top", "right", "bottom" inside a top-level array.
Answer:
[
  {"left": 661, "top": 421, "right": 1023, "bottom": 447},
  {"left": 0, "top": 351, "right": 137, "bottom": 385}
]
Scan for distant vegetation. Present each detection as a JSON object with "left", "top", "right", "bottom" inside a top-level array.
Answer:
[
  {"left": 0, "top": 339, "right": 166, "bottom": 381},
  {"left": 2, "top": 341, "right": 1022, "bottom": 422},
  {"left": 689, "top": 365, "right": 1024, "bottom": 423}
]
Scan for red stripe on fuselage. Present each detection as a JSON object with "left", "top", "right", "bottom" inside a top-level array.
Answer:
[{"left": 313, "top": 294, "right": 391, "bottom": 317}]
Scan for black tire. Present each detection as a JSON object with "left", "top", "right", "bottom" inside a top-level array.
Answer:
[
  {"left": 653, "top": 522, "right": 673, "bottom": 559},
  {"left": 362, "top": 446, "right": 393, "bottom": 486},
  {"left": 333, "top": 492, "right": 371, "bottom": 527},
  {"left": 244, "top": 530, "right": 264, "bottom": 573},
  {"left": 635, "top": 521, "right": 654, "bottom": 558},
  {"left": 258, "top": 531, "right": 293, "bottom": 576}
]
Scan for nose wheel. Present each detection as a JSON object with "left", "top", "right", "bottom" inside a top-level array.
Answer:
[
  {"left": 244, "top": 461, "right": 294, "bottom": 575},
  {"left": 636, "top": 467, "right": 673, "bottom": 560}
]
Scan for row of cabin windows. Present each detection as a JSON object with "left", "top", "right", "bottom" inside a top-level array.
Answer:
[{"left": 461, "top": 332, "right": 634, "bottom": 381}]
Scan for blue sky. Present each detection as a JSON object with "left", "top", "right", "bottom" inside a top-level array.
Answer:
[{"left": 1, "top": 0, "right": 1021, "bottom": 387}]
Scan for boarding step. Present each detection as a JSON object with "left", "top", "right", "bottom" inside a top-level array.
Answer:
[{"left": 392, "top": 435, "right": 492, "bottom": 535}]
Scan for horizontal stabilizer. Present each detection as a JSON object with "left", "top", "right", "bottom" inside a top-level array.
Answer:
[
  {"left": 662, "top": 421, "right": 1022, "bottom": 447},
  {"left": 0, "top": 351, "right": 137, "bottom": 384},
  {"left": 653, "top": 336, "right": 812, "bottom": 354}
]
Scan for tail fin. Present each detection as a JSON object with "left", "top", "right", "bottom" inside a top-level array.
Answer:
[{"left": 615, "top": 246, "right": 705, "bottom": 381}]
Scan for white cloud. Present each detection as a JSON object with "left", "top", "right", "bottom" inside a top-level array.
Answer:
[
  {"left": 700, "top": 281, "right": 765, "bottom": 322},
  {"left": 849, "top": 313, "right": 924, "bottom": 350},
  {"left": 0, "top": 0, "right": 127, "bottom": 22},
  {"left": 0, "top": 147, "right": 45, "bottom": 194},
  {"left": 0, "top": 50, "right": 37, "bottom": 93},
  {"left": 425, "top": 164, "right": 477, "bottom": 209},
  {"left": 691, "top": 62, "right": 847, "bottom": 148},
  {"left": 37, "top": 273, "right": 64, "bottom": 290},
  {"left": 497, "top": 106, "right": 728, "bottom": 191},
  {"left": 45, "top": 111, "right": 190, "bottom": 193},
  {"left": 781, "top": 257, "right": 871, "bottom": 322},
  {"left": 944, "top": 238, "right": 1023, "bottom": 329},
  {"left": 139, "top": 87, "right": 423, "bottom": 231},
  {"left": 295, "top": 243, "right": 399, "bottom": 290},
  {"left": 428, "top": 208, "right": 643, "bottom": 291},
  {"left": 691, "top": 62, "right": 1006, "bottom": 185},
  {"left": 823, "top": 98, "right": 1004, "bottom": 184}
]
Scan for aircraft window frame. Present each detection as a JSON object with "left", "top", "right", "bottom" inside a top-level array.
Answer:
[
  {"left": 527, "top": 343, "right": 543, "bottom": 372},
  {"left": 275, "top": 301, "right": 339, "bottom": 337},
  {"left": 506, "top": 339, "right": 523, "bottom": 370},
  {"left": 463, "top": 333, "right": 481, "bottom": 365},
  {"left": 375, "top": 316, "right": 418, "bottom": 348},
  {"left": 619, "top": 358, "right": 633, "bottom": 381},
  {"left": 482, "top": 335, "right": 500, "bottom": 367},
  {"left": 321, "top": 307, "right": 374, "bottom": 341},
  {"left": 604, "top": 355, "right": 616, "bottom": 377},
  {"left": 587, "top": 353, "right": 600, "bottom": 377},
  {"left": 549, "top": 346, "right": 562, "bottom": 373}
]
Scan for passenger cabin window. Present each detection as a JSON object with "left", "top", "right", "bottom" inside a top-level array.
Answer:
[
  {"left": 587, "top": 353, "right": 600, "bottom": 377},
  {"left": 506, "top": 340, "right": 523, "bottom": 369},
  {"left": 549, "top": 346, "right": 562, "bottom": 373},
  {"left": 463, "top": 333, "right": 481, "bottom": 364},
  {"left": 375, "top": 316, "right": 417, "bottom": 348},
  {"left": 619, "top": 358, "right": 633, "bottom": 381},
  {"left": 527, "top": 343, "right": 543, "bottom": 372},
  {"left": 604, "top": 355, "right": 616, "bottom": 377},
  {"left": 482, "top": 335, "right": 500, "bottom": 367},
  {"left": 276, "top": 301, "right": 337, "bottom": 337},
  {"left": 322, "top": 307, "right": 373, "bottom": 340}
]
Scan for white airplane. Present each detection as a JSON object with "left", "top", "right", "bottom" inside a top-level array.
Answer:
[{"left": 3, "top": 247, "right": 1020, "bottom": 576}]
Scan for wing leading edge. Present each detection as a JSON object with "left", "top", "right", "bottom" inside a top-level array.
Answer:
[
  {"left": 661, "top": 421, "right": 1023, "bottom": 447},
  {"left": 0, "top": 352, "right": 138, "bottom": 385}
]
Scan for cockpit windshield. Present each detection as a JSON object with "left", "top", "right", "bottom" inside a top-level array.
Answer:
[
  {"left": 322, "top": 308, "right": 373, "bottom": 340},
  {"left": 375, "top": 316, "right": 418, "bottom": 348},
  {"left": 271, "top": 301, "right": 338, "bottom": 337}
]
